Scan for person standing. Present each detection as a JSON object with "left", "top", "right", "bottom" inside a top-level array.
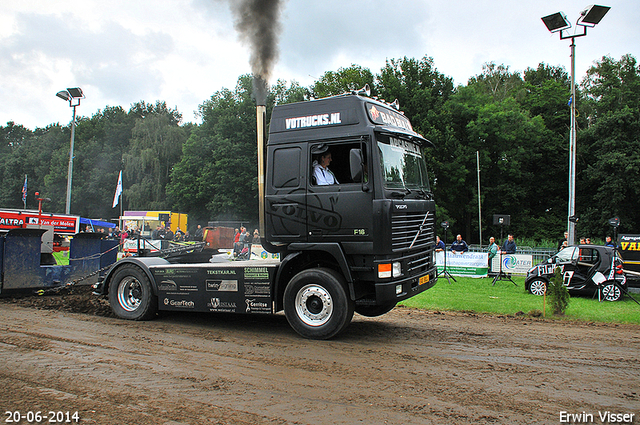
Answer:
[
  {"left": 450, "top": 234, "right": 469, "bottom": 254},
  {"left": 434, "top": 236, "right": 445, "bottom": 252},
  {"left": 502, "top": 234, "right": 517, "bottom": 254},
  {"left": 487, "top": 236, "right": 498, "bottom": 272},
  {"left": 557, "top": 231, "right": 568, "bottom": 251},
  {"left": 194, "top": 224, "right": 204, "bottom": 241},
  {"left": 605, "top": 235, "right": 615, "bottom": 248}
]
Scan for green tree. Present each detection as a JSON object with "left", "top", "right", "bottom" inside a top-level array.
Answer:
[
  {"left": 438, "top": 64, "right": 555, "bottom": 242},
  {"left": 578, "top": 54, "right": 640, "bottom": 237},
  {"left": 168, "top": 75, "right": 306, "bottom": 226},
  {"left": 309, "top": 65, "right": 374, "bottom": 98},
  {"left": 123, "top": 102, "right": 187, "bottom": 211}
]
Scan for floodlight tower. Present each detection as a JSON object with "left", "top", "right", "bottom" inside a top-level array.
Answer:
[
  {"left": 541, "top": 5, "right": 610, "bottom": 246},
  {"left": 56, "top": 87, "right": 85, "bottom": 215}
]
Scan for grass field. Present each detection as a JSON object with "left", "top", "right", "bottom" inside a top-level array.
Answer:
[{"left": 399, "top": 275, "right": 640, "bottom": 325}]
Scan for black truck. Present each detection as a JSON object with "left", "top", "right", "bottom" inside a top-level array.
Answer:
[{"left": 96, "top": 87, "right": 438, "bottom": 339}]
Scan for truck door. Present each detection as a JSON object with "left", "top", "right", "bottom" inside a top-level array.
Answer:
[
  {"left": 307, "top": 141, "right": 373, "bottom": 244},
  {"left": 265, "top": 145, "right": 308, "bottom": 242}
]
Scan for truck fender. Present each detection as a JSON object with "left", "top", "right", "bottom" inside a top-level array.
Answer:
[
  {"left": 280, "top": 243, "right": 355, "bottom": 300},
  {"left": 100, "top": 257, "right": 171, "bottom": 296}
]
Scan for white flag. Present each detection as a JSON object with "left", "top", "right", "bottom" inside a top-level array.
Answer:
[{"left": 112, "top": 170, "right": 122, "bottom": 208}]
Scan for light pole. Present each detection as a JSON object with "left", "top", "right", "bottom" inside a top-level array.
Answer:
[
  {"left": 541, "top": 5, "right": 610, "bottom": 246},
  {"left": 56, "top": 87, "right": 84, "bottom": 215}
]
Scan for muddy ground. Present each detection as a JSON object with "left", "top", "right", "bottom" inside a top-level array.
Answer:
[{"left": 1, "top": 286, "right": 639, "bottom": 425}]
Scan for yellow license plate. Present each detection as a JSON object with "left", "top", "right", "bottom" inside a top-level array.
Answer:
[{"left": 419, "top": 274, "right": 430, "bottom": 285}]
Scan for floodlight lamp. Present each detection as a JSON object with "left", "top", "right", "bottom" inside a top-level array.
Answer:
[
  {"left": 541, "top": 12, "right": 571, "bottom": 33},
  {"left": 56, "top": 90, "right": 70, "bottom": 101},
  {"left": 577, "top": 5, "right": 610, "bottom": 27},
  {"left": 66, "top": 87, "right": 84, "bottom": 98}
]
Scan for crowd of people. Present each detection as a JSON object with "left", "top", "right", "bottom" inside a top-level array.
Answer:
[
  {"left": 84, "top": 223, "right": 206, "bottom": 244},
  {"left": 232, "top": 227, "right": 260, "bottom": 259}
]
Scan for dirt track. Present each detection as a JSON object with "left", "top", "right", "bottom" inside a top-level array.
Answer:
[{"left": 1, "top": 288, "right": 639, "bottom": 425}]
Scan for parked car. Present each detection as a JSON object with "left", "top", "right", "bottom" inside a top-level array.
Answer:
[{"left": 525, "top": 245, "right": 626, "bottom": 301}]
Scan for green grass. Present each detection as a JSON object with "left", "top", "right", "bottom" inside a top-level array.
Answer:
[{"left": 400, "top": 275, "right": 640, "bottom": 325}]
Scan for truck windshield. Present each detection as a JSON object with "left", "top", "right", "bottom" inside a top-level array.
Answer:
[{"left": 377, "top": 135, "right": 430, "bottom": 191}]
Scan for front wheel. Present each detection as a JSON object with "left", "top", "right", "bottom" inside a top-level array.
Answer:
[
  {"left": 528, "top": 278, "right": 547, "bottom": 296},
  {"left": 601, "top": 282, "right": 622, "bottom": 301},
  {"left": 284, "top": 268, "right": 354, "bottom": 340},
  {"left": 108, "top": 264, "right": 158, "bottom": 320}
]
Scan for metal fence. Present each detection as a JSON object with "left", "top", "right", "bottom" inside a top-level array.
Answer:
[{"left": 468, "top": 245, "right": 556, "bottom": 266}]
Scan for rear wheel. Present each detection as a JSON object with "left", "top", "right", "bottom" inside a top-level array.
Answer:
[
  {"left": 528, "top": 278, "right": 547, "bottom": 296},
  {"left": 284, "top": 268, "right": 354, "bottom": 340},
  {"left": 108, "top": 264, "right": 157, "bottom": 320},
  {"left": 601, "top": 282, "right": 622, "bottom": 301},
  {"left": 355, "top": 303, "right": 397, "bottom": 317}
]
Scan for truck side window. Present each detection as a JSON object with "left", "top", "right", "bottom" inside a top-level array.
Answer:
[
  {"left": 310, "top": 142, "right": 364, "bottom": 186},
  {"left": 273, "top": 147, "right": 301, "bottom": 188}
]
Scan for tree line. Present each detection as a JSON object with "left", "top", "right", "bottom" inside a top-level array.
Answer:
[{"left": 1, "top": 54, "right": 638, "bottom": 243}]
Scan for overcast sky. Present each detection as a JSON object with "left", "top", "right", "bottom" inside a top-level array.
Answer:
[{"left": 2, "top": 0, "right": 638, "bottom": 130}]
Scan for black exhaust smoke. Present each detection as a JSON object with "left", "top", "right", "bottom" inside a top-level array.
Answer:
[
  {"left": 228, "top": 0, "right": 284, "bottom": 244},
  {"left": 230, "top": 0, "right": 284, "bottom": 105}
]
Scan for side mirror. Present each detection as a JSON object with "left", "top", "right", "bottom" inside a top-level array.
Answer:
[{"left": 350, "top": 149, "right": 363, "bottom": 182}]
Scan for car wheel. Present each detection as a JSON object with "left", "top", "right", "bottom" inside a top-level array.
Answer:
[
  {"left": 108, "top": 264, "right": 158, "bottom": 320},
  {"left": 601, "top": 282, "right": 622, "bottom": 302},
  {"left": 528, "top": 278, "right": 547, "bottom": 296},
  {"left": 284, "top": 268, "right": 354, "bottom": 340},
  {"left": 355, "top": 303, "right": 397, "bottom": 317}
]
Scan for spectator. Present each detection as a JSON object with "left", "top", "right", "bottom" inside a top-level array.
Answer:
[
  {"left": 487, "top": 236, "right": 498, "bottom": 269},
  {"left": 434, "top": 236, "right": 445, "bottom": 252},
  {"left": 174, "top": 227, "right": 185, "bottom": 242},
  {"left": 252, "top": 229, "right": 260, "bottom": 244},
  {"left": 165, "top": 227, "right": 174, "bottom": 241},
  {"left": 605, "top": 236, "right": 615, "bottom": 248},
  {"left": 194, "top": 224, "right": 204, "bottom": 240},
  {"left": 450, "top": 234, "right": 468, "bottom": 254},
  {"left": 557, "top": 231, "right": 568, "bottom": 251},
  {"left": 502, "top": 234, "right": 517, "bottom": 254},
  {"left": 234, "top": 226, "right": 246, "bottom": 257}
]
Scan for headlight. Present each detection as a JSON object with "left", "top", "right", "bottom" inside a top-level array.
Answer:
[{"left": 393, "top": 262, "right": 402, "bottom": 277}]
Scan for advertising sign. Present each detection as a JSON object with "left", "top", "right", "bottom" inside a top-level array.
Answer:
[
  {"left": 152, "top": 264, "right": 276, "bottom": 315},
  {"left": 0, "top": 209, "right": 79, "bottom": 234},
  {"left": 436, "top": 252, "right": 488, "bottom": 277},
  {"left": 618, "top": 234, "right": 640, "bottom": 277},
  {"left": 490, "top": 253, "right": 533, "bottom": 275}
]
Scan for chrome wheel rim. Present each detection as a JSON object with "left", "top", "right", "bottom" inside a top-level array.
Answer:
[
  {"left": 530, "top": 280, "right": 546, "bottom": 296},
  {"left": 295, "top": 284, "right": 333, "bottom": 326},
  {"left": 117, "top": 276, "right": 143, "bottom": 312}
]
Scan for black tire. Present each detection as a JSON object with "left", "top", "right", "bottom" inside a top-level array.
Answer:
[
  {"left": 284, "top": 268, "right": 354, "bottom": 340},
  {"left": 528, "top": 278, "right": 547, "bottom": 296},
  {"left": 108, "top": 264, "right": 157, "bottom": 320},
  {"left": 355, "top": 303, "right": 397, "bottom": 317},
  {"left": 601, "top": 282, "right": 622, "bottom": 302}
]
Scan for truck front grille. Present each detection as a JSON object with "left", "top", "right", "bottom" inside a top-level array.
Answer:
[{"left": 391, "top": 211, "right": 435, "bottom": 252}]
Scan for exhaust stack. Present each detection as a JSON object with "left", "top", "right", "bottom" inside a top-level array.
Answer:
[{"left": 256, "top": 103, "right": 267, "bottom": 239}]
